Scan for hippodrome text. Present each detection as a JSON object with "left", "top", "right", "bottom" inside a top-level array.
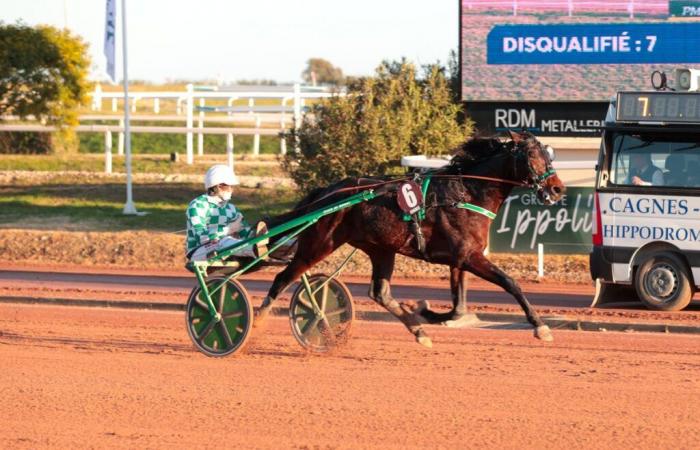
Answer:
[{"left": 602, "top": 196, "right": 700, "bottom": 242}]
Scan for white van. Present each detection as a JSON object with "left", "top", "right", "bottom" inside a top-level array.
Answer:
[{"left": 591, "top": 87, "right": 700, "bottom": 310}]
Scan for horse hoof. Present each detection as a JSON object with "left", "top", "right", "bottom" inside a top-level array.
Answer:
[
  {"left": 413, "top": 300, "right": 430, "bottom": 314},
  {"left": 415, "top": 330, "right": 433, "bottom": 348},
  {"left": 442, "top": 313, "right": 480, "bottom": 328},
  {"left": 253, "top": 305, "right": 272, "bottom": 328},
  {"left": 416, "top": 335, "right": 433, "bottom": 348},
  {"left": 535, "top": 325, "right": 554, "bottom": 342}
]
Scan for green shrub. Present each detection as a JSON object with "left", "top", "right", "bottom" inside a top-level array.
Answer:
[
  {"left": 0, "top": 22, "right": 91, "bottom": 153},
  {"left": 0, "top": 131, "right": 52, "bottom": 154},
  {"left": 282, "top": 60, "right": 471, "bottom": 193}
]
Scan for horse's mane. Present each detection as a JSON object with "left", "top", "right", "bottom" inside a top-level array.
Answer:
[{"left": 447, "top": 135, "right": 505, "bottom": 173}]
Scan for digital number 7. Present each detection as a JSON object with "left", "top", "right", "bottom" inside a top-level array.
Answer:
[{"left": 638, "top": 97, "right": 649, "bottom": 117}]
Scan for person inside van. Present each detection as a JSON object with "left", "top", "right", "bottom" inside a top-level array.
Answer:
[
  {"left": 687, "top": 160, "right": 700, "bottom": 187},
  {"left": 627, "top": 153, "right": 664, "bottom": 186},
  {"left": 664, "top": 153, "right": 687, "bottom": 187}
]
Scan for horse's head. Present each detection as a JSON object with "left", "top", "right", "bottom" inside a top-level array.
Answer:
[{"left": 508, "top": 130, "right": 565, "bottom": 205}]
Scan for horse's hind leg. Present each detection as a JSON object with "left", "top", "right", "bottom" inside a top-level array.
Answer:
[
  {"left": 416, "top": 267, "right": 477, "bottom": 327},
  {"left": 255, "top": 235, "right": 340, "bottom": 327},
  {"left": 463, "top": 252, "right": 553, "bottom": 342},
  {"left": 368, "top": 251, "right": 433, "bottom": 348}
]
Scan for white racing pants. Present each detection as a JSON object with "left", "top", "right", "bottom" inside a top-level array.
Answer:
[{"left": 188, "top": 236, "right": 255, "bottom": 262}]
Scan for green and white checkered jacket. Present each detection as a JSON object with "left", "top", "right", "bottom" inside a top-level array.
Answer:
[{"left": 185, "top": 194, "right": 250, "bottom": 253}]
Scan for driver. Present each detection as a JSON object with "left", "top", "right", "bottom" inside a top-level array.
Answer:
[
  {"left": 627, "top": 153, "right": 664, "bottom": 186},
  {"left": 186, "top": 164, "right": 267, "bottom": 262}
]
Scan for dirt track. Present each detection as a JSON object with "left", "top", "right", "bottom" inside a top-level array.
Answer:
[{"left": 1, "top": 303, "right": 699, "bottom": 449}]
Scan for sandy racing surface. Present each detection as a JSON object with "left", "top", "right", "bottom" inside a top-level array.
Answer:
[{"left": 1, "top": 303, "right": 700, "bottom": 449}]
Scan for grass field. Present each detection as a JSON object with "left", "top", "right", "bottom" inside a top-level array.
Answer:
[{"left": 0, "top": 174, "right": 298, "bottom": 232}]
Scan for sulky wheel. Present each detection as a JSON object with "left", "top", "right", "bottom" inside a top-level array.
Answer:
[
  {"left": 186, "top": 277, "right": 253, "bottom": 357},
  {"left": 289, "top": 274, "right": 354, "bottom": 353}
]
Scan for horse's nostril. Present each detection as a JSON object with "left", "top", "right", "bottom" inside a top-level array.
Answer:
[{"left": 552, "top": 186, "right": 562, "bottom": 194}]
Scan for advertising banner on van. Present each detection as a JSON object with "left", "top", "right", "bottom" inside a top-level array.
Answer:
[
  {"left": 488, "top": 187, "right": 594, "bottom": 254},
  {"left": 487, "top": 23, "right": 700, "bottom": 65}
]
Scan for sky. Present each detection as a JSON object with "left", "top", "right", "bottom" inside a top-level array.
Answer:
[{"left": 1, "top": 0, "right": 458, "bottom": 84}]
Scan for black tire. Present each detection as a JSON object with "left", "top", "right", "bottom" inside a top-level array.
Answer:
[
  {"left": 634, "top": 252, "right": 694, "bottom": 311},
  {"left": 289, "top": 274, "right": 354, "bottom": 353},
  {"left": 185, "top": 277, "right": 253, "bottom": 357}
]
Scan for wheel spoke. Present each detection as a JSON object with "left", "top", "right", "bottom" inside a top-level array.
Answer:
[
  {"left": 193, "top": 295, "right": 210, "bottom": 312},
  {"left": 219, "top": 321, "right": 234, "bottom": 348},
  {"left": 300, "top": 316, "right": 320, "bottom": 336},
  {"left": 320, "top": 316, "right": 333, "bottom": 336},
  {"left": 294, "top": 310, "right": 313, "bottom": 322},
  {"left": 320, "top": 282, "right": 329, "bottom": 313},
  {"left": 222, "top": 311, "right": 244, "bottom": 319},
  {"left": 218, "top": 282, "right": 228, "bottom": 314},
  {"left": 296, "top": 295, "right": 314, "bottom": 311},
  {"left": 325, "top": 308, "right": 347, "bottom": 318},
  {"left": 197, "top": 319, "right": 217, "bottom": 343}
]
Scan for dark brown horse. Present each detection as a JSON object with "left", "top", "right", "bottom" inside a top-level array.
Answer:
[{"left": 257, "top": 130, "right": 565, "bottom": 347}]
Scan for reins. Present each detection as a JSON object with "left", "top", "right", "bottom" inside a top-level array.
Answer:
[
  {"left": 430, "top": 174, "right": 527, "bottom": 187},
  {"left": 275, "top": 138, "right": 555, "bottom": 221}
]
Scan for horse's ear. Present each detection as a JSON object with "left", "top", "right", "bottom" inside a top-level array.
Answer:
[{"left": 507, "top": 129, "right": 523, "bottom": 143}]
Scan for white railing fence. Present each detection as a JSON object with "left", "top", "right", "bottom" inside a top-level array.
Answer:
[
  {"left": 0, "top": 83, "right": 344, "bottom": 176},
  {"left": 87, "top": 83, "right": 340, "bottom": 164}
]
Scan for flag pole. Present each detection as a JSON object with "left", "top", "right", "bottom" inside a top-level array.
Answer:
[{"left": 121, "top": 0, "right": 138, "bottom": 215}]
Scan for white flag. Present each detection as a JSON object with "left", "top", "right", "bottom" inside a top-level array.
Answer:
[{"left": 104, "top": 0, "right": 116, "bottom": 82}]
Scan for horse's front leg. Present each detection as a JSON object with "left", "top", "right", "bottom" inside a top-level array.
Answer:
[{"left": 462, "top": 252, "right": 553, "bottom": 342}]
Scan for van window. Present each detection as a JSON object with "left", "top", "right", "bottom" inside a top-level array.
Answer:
[{"left": 610, "top": 132, "right": 700, "bottom": 188}]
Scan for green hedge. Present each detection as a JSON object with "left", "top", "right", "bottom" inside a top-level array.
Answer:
[{"left": 0, "top": 131, "right": 53, "bottom": 154}]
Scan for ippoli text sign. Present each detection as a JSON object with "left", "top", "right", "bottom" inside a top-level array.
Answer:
[
  {"left": 489, "top": 187, "right": 593, "bottom": 254},
  {"left": 487, "top": 23, "right": 700, "bottom": 65}
]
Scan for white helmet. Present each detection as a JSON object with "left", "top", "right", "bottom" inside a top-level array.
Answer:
[{"left": 204, "top": 164, "right": 238, "bottom": 189}]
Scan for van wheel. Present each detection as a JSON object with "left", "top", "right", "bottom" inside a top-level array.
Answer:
[{"left": 634, "top": 252, "right": 694, "bottom": 311}]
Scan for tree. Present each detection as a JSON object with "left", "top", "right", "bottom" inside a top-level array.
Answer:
[
  {"left": 301, "top": 58, "right": 344, "bottom": 86},
  {"left": 0, "top": 23, "right": 91, "bottom": 152},
  {"left": 283, "top": 59, "right": 472, "bottom": 193}
]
